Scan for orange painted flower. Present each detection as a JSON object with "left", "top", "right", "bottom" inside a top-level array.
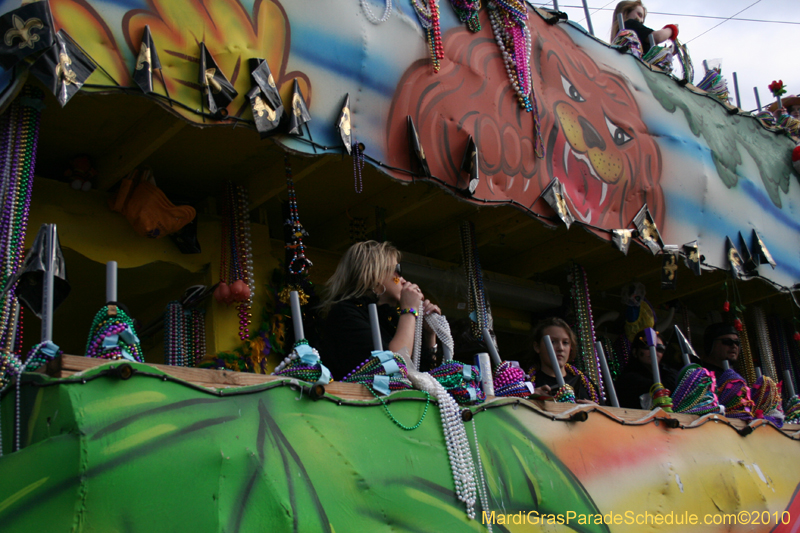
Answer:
[{"left": 49, "top": 0, "right": 311, "bottom": 123}]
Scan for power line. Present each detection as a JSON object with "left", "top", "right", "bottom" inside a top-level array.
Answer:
[
  {"left": 576, "top": 0, "right": 617, "bottom": 24},
  {"left": 685, "top": 0, "right": 763, "bottom": 44},
  {"left": 536, "top": 4, "right": 800, "bottom": 26}
]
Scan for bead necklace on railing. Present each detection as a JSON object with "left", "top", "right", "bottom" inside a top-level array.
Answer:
[{"left": 570, "top": 264, "right": 604, "bottom": 402}]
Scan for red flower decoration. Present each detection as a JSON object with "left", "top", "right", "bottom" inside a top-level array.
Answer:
[
  {"left": 733, "top": 318, "right": 743, "bottom": 332},
  {"left": 722, "top": 301, "right": 730, "bottom": 312},
  {"left": 793, "top": 332, "right": 800, "bottom": 342},
  {"left": 768, "top": 80, "right": 787, "bottom": 97}
]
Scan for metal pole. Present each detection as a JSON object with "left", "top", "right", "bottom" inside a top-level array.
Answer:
[
  {"left": 40, "top": 224, "right": 56, "bottom": 343},
  {"left": 581, "top": 0, "right": 594, "bottom": 36},
  {"left": 553, "top": 0, "right": 558, "bottom": 11},
  {"left": 368, "top": 303, "right": 382, "bottom": 352},
  {"left": 784, "top": 369, "right": 796, "bottom": 397},
  {"left": 595, "top": 341, "right": 619, "bottom": 407},
  {"left": 106, "top": 261, "right": 117, "bottom": 303},
  {"left": 482, "top": 327, "right": 501, "bottom": 367},
  {"left": 290, "top": 291, "right": 304, "bottom": 343},
  {"left": 616, "top": 14, "right": 625, "bottom": 35},
  {"left": 543, "top": 335, "right": 566, "bottom": 388},
  {"left": 732, "top": 72, "right": 741, "bottom": 109},
  {"left": 754, "top": 87, "right": 762, "bottom": 111}
]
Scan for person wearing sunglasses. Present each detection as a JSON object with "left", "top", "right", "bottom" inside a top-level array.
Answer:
[
  {"left": 701, "top": 322, "right": 740, "bottom": 379},
  {"left": 614, "top": 329, "right": 678, "bottom": 409},
  {"left": 320, "top": 240, "right": 441, "bottom": 380}
]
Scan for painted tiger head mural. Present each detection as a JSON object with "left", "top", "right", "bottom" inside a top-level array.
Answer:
[{"left": 386, "top": 11, "right": 664, "bottom": 231}]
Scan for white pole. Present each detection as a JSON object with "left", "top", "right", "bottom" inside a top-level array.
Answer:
[
  {"left": 784, "top": 369, "right": 796, "bottom": 397},
  {"left": 106, "top": 261, "right": 117, "bottom": 303},
  {"left": 543, "top": 335, "right": 566, "bottom": 388},
  {"left": 482, "top": 327, "right": 501, "bottom": 367},
  {"left": 368, "top": 303, "right": 382, "bottom": 351},
  {"left": 595, "top": 341, "right": 619, "bottom": 407},
  {"left": 40, "top": 225, "right": 56, "bottom": 343},
  {"left": 290, "top": 291, "right": 304, "bottom": 343}
]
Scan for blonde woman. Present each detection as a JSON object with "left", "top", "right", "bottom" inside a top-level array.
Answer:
[
  {"left": 610, "top": 1, "right": 678, "bottom": 56},
  {"left": 320, "top": 241, "right": 440, "bottom": 380}
]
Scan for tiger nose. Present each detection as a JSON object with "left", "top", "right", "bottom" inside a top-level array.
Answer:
[{"left": 579, "top": 116, "right": 606, "bottom": 150}]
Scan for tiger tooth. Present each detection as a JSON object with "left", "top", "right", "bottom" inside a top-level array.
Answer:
[
  {"left": 599, "top": 182, "right": 608, "bottom": 206},
  {"left": 563, "top": 142, "right": 571, "bottom": 174}
]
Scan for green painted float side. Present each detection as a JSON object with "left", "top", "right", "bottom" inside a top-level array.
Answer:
[{"left": 0, "top": 363, "right": 609, "bottom": 532}]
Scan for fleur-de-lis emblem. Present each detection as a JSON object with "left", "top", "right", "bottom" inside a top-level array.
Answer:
[
  {"left": 688, "top": 249, "right": 699, "bottom": 263},
  {"left": 663, "top": 255, "right": 677, "bottom": 280},
  {"left": 339, "top": 107, "right": 351, "bottom": 137},
  {"left": 204, "top": 68, "right": 221, "bottom": 93},
  {"left": 642, "top": 219, "right": 658, "bottom": 242},
  {"left": 729, "top": 248, "right": 742, "bottom": 268},
  {"left": 555, "top": 191, "right": 568, "bottom": 218},
  {"left": 267, "top": 73, "right": 277, "bottom": 89},
  {"left": 55, "top": 52, "right": 77, "bottom": 85},
  {"left": 253, "top": 95, "right": 275, "bottom": 121},
  {"left": 4, "top": 15, "right": 43, "bottom": 50},
  {"left": 413, "top": 132, "right": 425, "bottom": 160},
  {"left": 618, "top": 230, "right": 630, "bottom": 246},
  {"left": 135, "top": 44, "right": 151, "bottom": 71},
  {"left": 292, "top": 91, "right": 304, "bottom": 117}
]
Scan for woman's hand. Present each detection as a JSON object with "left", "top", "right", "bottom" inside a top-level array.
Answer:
[
  {"left": 399, "top": 282, "right": 423, "bottom": 310},
  {"left": 421, "top": 299, "right": 442, "bottom": 346},
  {"left": 533, "top": 384, "right": 552, "bottom": 396}
]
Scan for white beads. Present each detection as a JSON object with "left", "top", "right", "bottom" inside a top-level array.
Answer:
[{"left": 361, "top": 0, "right": 392, "bottom": 24}]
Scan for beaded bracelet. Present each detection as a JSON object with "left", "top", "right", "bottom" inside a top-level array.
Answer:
[{"left": 400, "top": 308, "right": 418, "bottom": 317}]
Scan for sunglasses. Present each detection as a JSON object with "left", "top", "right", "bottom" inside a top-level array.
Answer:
[
  {"left": 718, "top": 338, "right": 740, "bottom": 347},
  {"left": 395, "top": 263, "right": 402, "bottom": 277}
]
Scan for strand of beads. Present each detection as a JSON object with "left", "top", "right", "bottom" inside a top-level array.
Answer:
[
  {"left": 411, "top": 303, "right": 425, "bottom": 371},
  {"left": 672, "top": 365, "right": 720, "bottom": 415},
  {"left": 459, "top": 221, "right": 488, "bottom": 341},
  {"left": 493, "top": 361, "right": 530, "bottom": 397},
  {"left": 554, "top": 384, "right": 576, "bottom": 403},
  {"left": 737, "top": 316, "right": 757, "bottom": 385},
  {"left": 469, "top": 418, "right": 493, "bottom": 532},
  {"left": 752, "top": 307, "right": 777, "bottom": 381},
  {"left": 164, "top": 301, "right": 184, "bottom": 366},
  {"left": 649, "top": 382, "right": 673, "bottom": 412},
  {"left": 566, "top": 364, "right": 600, "bottom": 403},
  {"left": 450, "top": 0, "right": 481, "bottom": 32},
  {"left": 570, "top": 264, "right": 604, "bottom": 401},
  {"left": 411, "top": 0, "right": 444, "bottom": 72},
  {"left": 85, "top": 306, "right": 144, "bottom": 362},
  {"left": 235, "top": 184, "right": 254, "bottom": 341},
  {"left": 0, "top": 88, "right": 41, "bottom": 348},
  {"left": 361, "top": 0, "right": 392, "bottom": 24},
  {"left": 191, "top": 308, "right": 206, "bottom": 366},
  {"left": 785, "top": 395, "right": 800, "bottom": 424},
  {"left": 342, "top": 353, "right": 413, "bottom": 391},
  {"left": 353, "top": 140, "right": 364, "bottom": 193},
  {"left": 434, "top": 379, "right": 477, "bottom": 518},
  {"left": 770, "top": 316, "right": 797, "bottom": 395},
  {"left": 285, "top": 155, "right": 312, "bottom": 276},
  {"left": 751, "top": 375, "right": 784, "bottom": 427},
  {"left": 428, "top": 361, "right": 484, "bottom": 404},
  {"left": 717, "top": 368, "right": 754, "bottom": 420}
]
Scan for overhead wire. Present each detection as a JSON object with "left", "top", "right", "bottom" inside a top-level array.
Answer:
[{"left": 684, "top": 0, "right": 764, "bottom": 44}]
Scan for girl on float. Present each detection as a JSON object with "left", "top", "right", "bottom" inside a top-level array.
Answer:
[
  {"left": 320, "top": 240, "right": 441, "bottom": 380},
  {"left": 610, "top": 1, "right": 679, "bottom": 56},
  {"left": 527, "top": 317, "right": 600, "bottom": 403}
]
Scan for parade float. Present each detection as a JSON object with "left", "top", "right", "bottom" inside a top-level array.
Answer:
[{"left": 0, "top": 0, "right": 799, "bottom": 531}]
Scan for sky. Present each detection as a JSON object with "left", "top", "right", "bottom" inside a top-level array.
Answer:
[{"left": 532, "top": 0, "right": 800, "bottom": 112}]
